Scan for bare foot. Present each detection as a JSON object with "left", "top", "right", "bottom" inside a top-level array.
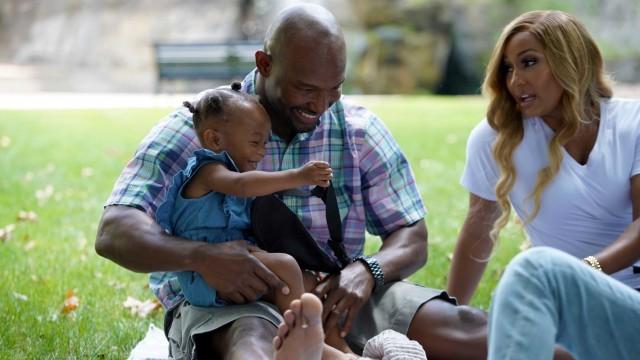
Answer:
[{"left": 274, "top": 293, "right": 325, "bottom": 360}]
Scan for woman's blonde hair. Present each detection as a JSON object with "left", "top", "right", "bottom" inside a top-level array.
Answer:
[{"left": 482, "top": 10, "right": 612, "bottom": 240}]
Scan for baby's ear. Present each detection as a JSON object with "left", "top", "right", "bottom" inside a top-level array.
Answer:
[{"left": 203, "top": 128, "right": 224, "bottom": 152}]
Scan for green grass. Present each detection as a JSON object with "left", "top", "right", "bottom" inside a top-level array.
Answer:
[{"left": 0, "top": 97, "right": 526, "bottom": 358}]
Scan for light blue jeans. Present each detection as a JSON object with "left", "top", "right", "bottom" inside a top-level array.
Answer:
[{"left": 488, "top": 247, "right": 640, "bottom": 360}]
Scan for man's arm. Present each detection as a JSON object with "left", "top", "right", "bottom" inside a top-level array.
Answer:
[
  {"left": 313, "top": 106, "right": 429, "bottom": 335},
  {"left": 372, "top": 219, "right": 428, "bottom": 281},
  {"left": 95, "top": 205, "right": 286, "bottom": 303},
  {"left": 314, "top": 220, "right": 427, "bottom": 336}
]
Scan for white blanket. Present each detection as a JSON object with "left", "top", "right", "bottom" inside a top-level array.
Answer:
[{"left": 128, "top": 324, "right": 169, "bottom": 360}]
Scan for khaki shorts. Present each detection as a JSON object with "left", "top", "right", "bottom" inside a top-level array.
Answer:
[{"left": 166, "top": 281, "right": 455, "bottom": 359}]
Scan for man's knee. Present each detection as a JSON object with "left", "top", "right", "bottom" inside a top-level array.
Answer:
[
  {"left": 413, "top": 299, "right": 487, "bottom": 334},
  {"left": 409, "top": 300, "right": 487, "bottom": 358},
  {"left": 456, "top": 305, "right": 487, "bottom": 327}
]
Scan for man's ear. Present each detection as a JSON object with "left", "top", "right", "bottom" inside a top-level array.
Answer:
[
  {"left": 203, "top": 128, "right": 224, "bottom": 152},
  {"left": 255, "top": 50, "right": 272, "bottom": 77}
]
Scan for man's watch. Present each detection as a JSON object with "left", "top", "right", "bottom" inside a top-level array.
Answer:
[{"left": 353, "top": 255, "right": 385, "bottom": 292}]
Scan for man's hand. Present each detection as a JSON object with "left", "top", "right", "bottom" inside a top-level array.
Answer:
[
  {"left": 193, "top": 240, "right": 288, "bottom": 304},
  {"left": 296, "top": 161, "right": 333, "bottom": 187},
  {"left": 313, "top": 261, "right": 374, "bottom": 337},
  {"left": 96, "top": 207, "right": 288, "bottom": 305}
]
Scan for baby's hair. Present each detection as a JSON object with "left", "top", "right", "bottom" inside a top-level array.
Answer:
[
  {"left": 230, "top": 81, "right": 242, "bottom": 91},
  {"left": 183, "top": 81, "right": 259, "bottom": 141}
]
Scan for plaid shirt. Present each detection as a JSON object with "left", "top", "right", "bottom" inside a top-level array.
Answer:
[{"left": 106, "top": 70, "right": 426, "bottom": 309}]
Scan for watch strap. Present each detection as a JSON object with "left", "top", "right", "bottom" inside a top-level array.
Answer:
[{"left": 353, "top": 255, "right": 384, "bottom": 292}]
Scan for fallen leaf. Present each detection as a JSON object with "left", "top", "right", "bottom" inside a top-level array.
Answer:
[
  {"left": 62, "top": 289, "right": 79, "bottom": 314},
  {"left": 35, "top": 185, "right": 54, "bottom": 204},
  {"left": 0, "top": 135, "right": 10, "bottom": 148},
  {"left": 17, "top": 210, "right": 38, "bottom": 222},
  {"left": 123, "top": 296, "right": 161, "bottom": 318},
  {"left": 13, "top": 292, "right": 28, "bottom": 301},
  {"left": 0, "top": 224, "right": 16, "bottom": 243},
  {"left": 24, "top": 240, "right": 36, "bottom": 251}
]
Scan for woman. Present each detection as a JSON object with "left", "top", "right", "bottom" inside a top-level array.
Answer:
[
  {"left": 447, "top": 9, "right": 640, "bottom": 303},
  {"left": 448, "top": 11, "right": 640, "bottom": 359}
]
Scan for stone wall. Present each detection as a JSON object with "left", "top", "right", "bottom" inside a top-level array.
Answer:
[
  {"left": 0, "top": 0, "right": 637, "bottom": 93},
  {"left": 348, "top": 0, "right": 640, "bottom": 94},
  {"left": 0, "top": 0, "right": 284, "bottom": 92}
]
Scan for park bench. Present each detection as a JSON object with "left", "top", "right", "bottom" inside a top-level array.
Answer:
[{"left": 153, "top": 41, "right": 262, "bottom": 92}]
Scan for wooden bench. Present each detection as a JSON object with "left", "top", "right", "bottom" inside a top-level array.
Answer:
[{"left": 153, "top": 41, "right": 262, "bottom": 91}]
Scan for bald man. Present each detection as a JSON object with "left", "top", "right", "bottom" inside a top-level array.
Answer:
[{"left": 96, "top": 4, "right": 487, "bottom": 359}]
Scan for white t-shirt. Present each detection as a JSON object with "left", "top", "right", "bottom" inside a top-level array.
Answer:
[{"left": 461, "top": 98, "right": 640, "bottom": 288}]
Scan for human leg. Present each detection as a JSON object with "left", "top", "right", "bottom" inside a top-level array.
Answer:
[
  {"left": 345, "top": 281, "right": 484, "bottom": 359},
  {"left": 397, "top": 265, "right": 578, "bottom": 360},
  {"left": 167, "top": 300, "right": 282, "bottom": 359},
  {"left": 274, "top": 293, "right": 357, "bottom": 360},
  {"left": 254, "top": 252, "right": 306, "bottom": 313},
  {"left": 198, "top": 316, "right": 277, "bottom": 360},
  {"left": 273, "top": 293, "right": 325, "bottom": 360},
  {"left": 255, "top": 252, "right": 353, "bottom": 353},
  {"left": 407, "top": 298, "right": 487, "bottom": 359},
  {"left": 273, "top": 292, "right": 436, "bottom": 360},
  {"left": 488, "top": 247, "right": 640, "bottom": 360}
]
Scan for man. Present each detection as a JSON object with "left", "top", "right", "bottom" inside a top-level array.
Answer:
[{"left": 95, "top": 4, "right": 487, "bottom": 359}]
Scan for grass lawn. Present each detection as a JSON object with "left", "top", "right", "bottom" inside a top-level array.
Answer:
[{"left": 0, "top": 96, "right": 526, "bottom": 358}]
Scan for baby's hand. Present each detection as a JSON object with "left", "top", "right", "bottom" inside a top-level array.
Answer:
[{"left": 298, "top": 161, "right": 333, "bottom": 187}]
